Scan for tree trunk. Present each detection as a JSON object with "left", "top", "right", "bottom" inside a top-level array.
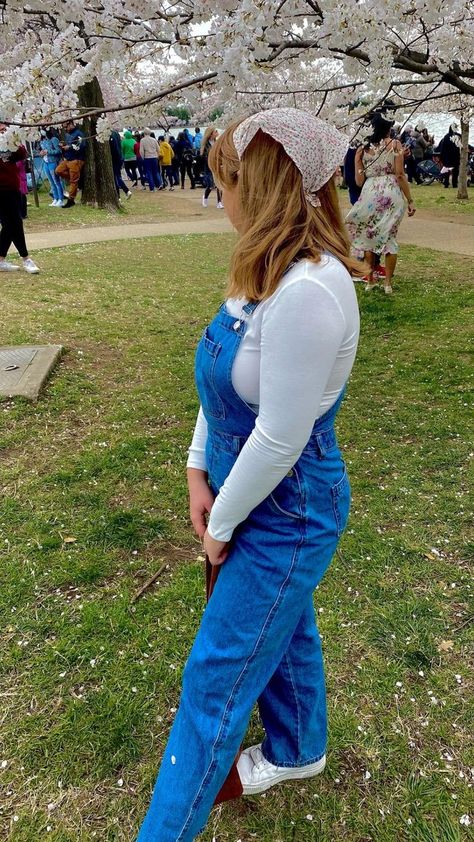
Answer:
[
  {"left": 457, "top": 116, "right": 470, "bottom": 200},
  {"left": 77, "top": 77, "right": 120, "bottom": 210}
]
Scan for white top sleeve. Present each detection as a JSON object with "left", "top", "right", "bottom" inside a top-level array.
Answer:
[
  {"left": 206, "top": 276, "right": 347, "bottom": 541},
  {"left": 187, "top": 406, "right": 208, "bottom": 471}
]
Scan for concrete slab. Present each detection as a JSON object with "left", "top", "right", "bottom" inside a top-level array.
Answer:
[{"left": 0, "top": 345, "right": 63, "bottom": 400}]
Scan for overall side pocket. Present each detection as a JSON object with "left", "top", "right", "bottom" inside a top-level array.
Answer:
[{"left": 331, "top": 466, "right": 351, "bottom": 537}]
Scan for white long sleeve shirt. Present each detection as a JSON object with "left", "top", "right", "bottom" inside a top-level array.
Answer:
[{"left": 187, "top": 256, "right": 360, "bottom": 542}]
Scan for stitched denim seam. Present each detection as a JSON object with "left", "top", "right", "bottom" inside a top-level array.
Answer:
[
  {"left": 331, "top": 467, "right": 348, "bottom": 537},
  {"left": 206, "top": 352, "right": 226, "bottom": 420},
  {"left": 269, "top": 465, "right": 305, "bottom": 521},
  {"left": 176, "top": 528, "right": 306, "bottom": 840},
  {"left": 210, "top": 439, "right": 243, "bottom": 456},
  {"left": 224, "top": 326, "right": 258, "bottom": 420},
  {"left": 285, "top": 651, "right": 301, "bottom": 763},
  {"left": 269, "top": 493, "right": 302, "bottom": 520}
]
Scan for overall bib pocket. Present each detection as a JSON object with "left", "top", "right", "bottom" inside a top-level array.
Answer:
[
  {"left": 331, "top": 466, "right": 351, "bottom": 536},
  {"left": 196, "top": 328, "right": 226, "bottom": 420}
]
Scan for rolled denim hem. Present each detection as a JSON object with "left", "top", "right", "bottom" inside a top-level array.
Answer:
[{"left": 261, "top": 745, "right": 326, "bottom": 768}]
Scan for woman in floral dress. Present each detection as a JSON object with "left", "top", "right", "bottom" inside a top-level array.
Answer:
[{"left": 346, "top": 114, "right": 415, "bottom": 293}]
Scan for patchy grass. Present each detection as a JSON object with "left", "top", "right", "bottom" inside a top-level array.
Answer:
[
  {"left": 0, "top": 236, "right": 473, "bottom": 841},
  {"left": 24, "top": 183, "right": 221, "bottom": 233},
  {"left": 407, "top": 182, "right": 473, "bottom": 218}
]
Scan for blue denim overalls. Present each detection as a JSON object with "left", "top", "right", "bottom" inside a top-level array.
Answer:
[{"left": 137, "top": 293, "right": 351, "bottom": 841}]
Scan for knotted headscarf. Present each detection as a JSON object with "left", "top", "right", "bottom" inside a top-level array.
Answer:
[{"left": 233, "top": 107, "right": 349, "bottom": 207}]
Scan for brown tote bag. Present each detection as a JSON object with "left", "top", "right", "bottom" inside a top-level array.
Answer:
[{"left": 206, "top": 557, "right": 244, "bottom": 805}]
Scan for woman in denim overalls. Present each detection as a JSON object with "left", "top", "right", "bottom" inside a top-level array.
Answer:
[{"left": 137, "top": 108, "right": 362, "bottom": 841}]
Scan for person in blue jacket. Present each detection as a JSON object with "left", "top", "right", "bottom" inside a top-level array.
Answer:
[
  {"left": 39, "top": 128, "right": 64, "bottom": 206},
  {"left": 193, "top": 126, "right": 203, "bottom": 151}
]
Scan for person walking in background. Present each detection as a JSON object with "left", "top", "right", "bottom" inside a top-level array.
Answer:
[
  {"left": 158, "top": 135, "right": 175, "bottom": 190},
  {"left": 193, "top": 126, "right": 203, "bottom": 152},
  {"left": 56, "top": 119, "right": 86, "bottom": 208},
  {"left": 346, "top": 113, "right": 415, "bottom": 294},
  {"left": 136, "top": 107, "right": 361, "bottom": 842},
  {"left": 344, "top": 142, "right": 385, "bottom": 284},
  {"left": 121, "top": 129, "right": 139, "bottom": 186},
  {"left": 343, "top": 144, "right": 362, "bottom": 206},
  {"left": 39, "top": 128, "right": 64, "bottom": 206},
  {"left": 169, "top": 135, "right": 180, "bottom": 186},
  {"left": 139, "top": 129, "right": 162, "bottom": 191},
  {"left": 16, "top": 149, "right": 28, "bottom": 219},
  {"left": 412, "top": 123, "right": 429, "bottom": 176},
  {"left": 0, "top": 130, "right": 39, "bottom": 274},
  {"left": 201, "top": 127, "right": 224, "bottom": 208},
  {"left": 400, "top": 125, "right": 420, "bottom": 184},
  {"left": 176, "top": 131, "right": 196, "bottom": 189},
  {"left": 109, "top": 130, "right": 132, "bottom": 200},
  {"left": 134, "top": 132, "right": 147, "bottom": 189},
  {"left": 439, "top": 122, "right": 461, "bottom": 188},
  {"left": 421, "top": 127, "right": 434, "bottom": 158}
]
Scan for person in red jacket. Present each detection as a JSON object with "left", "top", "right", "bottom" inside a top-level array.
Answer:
[{"left": 0, "top": 130, "right": 39, "bottom": 273}]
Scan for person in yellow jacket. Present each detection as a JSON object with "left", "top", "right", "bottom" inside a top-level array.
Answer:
[{"left": 159, "top": 136, "right": 175, "bottom": 190}]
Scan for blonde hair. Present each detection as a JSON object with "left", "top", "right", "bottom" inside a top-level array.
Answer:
[
  {"left": 200, "top": 126, "right": 216, "bottom": 156},
  {"left": 209, "top": 118, "right": 365, "bottom": 300}
]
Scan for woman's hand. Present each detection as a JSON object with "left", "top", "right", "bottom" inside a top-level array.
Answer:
[
  {"left": 187, "top": 467, "right": 215, "bottom": 539},
  {"left": 407, "top": 201, "right": 416, "bottom": 217},
  {"left": 203, "top": 529, "right": 229, "bottom": 567}
]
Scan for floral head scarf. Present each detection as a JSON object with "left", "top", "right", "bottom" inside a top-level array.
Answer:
[{"left": 233, "top": 107, "right": 348, "bottom": 207}]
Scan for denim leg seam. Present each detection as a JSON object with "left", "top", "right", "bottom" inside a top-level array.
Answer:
[
  {"left": 262, "top": 651, "right": 308, "bottom": 769},
  {"left": 285, "top": 651, "right": 302, "bottom": 763},
  {"left": 176, "top": 532, "right": 305, "bottom": 840}
]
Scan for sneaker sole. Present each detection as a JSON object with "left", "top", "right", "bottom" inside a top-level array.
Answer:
[{"left": 242, "top": 755, "right": 326, "bottom": 795}]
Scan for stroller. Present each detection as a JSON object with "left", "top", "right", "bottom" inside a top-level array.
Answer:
[{"left": 416, "top": 158, "right": 443, "bottom": 185}]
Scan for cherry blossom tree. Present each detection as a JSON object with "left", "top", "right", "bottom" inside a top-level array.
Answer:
[{"left": 0, "top": 1, "right": 472, "bottom": 206}]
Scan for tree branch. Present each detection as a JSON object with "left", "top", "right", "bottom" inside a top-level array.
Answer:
[{"left": 5, "top": 71, "right": 218, "bottom": 128}]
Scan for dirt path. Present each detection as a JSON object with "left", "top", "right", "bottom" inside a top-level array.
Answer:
[{"left": 26, "top": 190, "right": 474, "bottom": 257}]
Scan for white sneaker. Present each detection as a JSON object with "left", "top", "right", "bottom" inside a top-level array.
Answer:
[
  {"left": 126, "top": 191, "right": 132, "bottom": 200},
  {"left": 49, "top": 200, "right": 56, "bottom": 207},
  {"left": 237, "top": 744, "right": 326, "bottom": 795},
  {"left": 23, "top": 257, "right": 40, "bottom": 274},
  {"left": 216, "top": 201, "right": 224, "bottom": 209},
  {"left": 202, "top": 196, "right": 209, "bottom": 208},
  {"left": 0, "top": 259, "right": 20, "bottom": 272}
]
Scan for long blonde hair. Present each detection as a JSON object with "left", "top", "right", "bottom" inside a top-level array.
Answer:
[{"left": 209, "top": 118, "right": 364, "bottom": 300}]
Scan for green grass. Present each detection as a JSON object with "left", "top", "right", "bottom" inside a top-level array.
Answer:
[
  {"left": 24, "top": 182, "right": 214, "bottom": 233},
  {"left": 0, "top": 236, "right": 473, "bottom": 841},
  {"left": 408, "top": 182, "right": 473, "bottom": 216}
]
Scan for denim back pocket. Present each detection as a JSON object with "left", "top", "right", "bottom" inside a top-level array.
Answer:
[
  {"left": 195, "top": 328, "right": 226, "bottom": 420},
  {"left": 331, "top": 466, "right": 351, "bottom": 536}
]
